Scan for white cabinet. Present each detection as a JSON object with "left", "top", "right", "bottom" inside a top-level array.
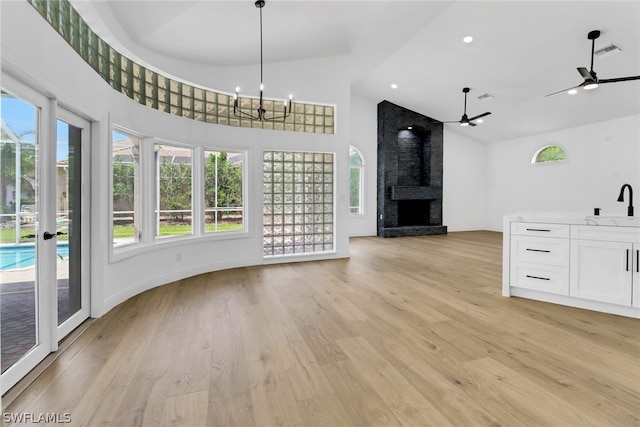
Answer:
[
  {"left": 504, "top": 215, "right": 640, "bottom": 318},
  {"left": 570, "top": 225, "right": 640, "bottom": 306},
  {"left": 510, "top": 223, "right": 570, "bottom": 295},
  {"left": 570, "top": 240, "right": 633, "bottom": 305}
]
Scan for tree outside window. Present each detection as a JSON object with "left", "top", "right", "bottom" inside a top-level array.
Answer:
[
  {"left": 532, "top": 145, "right": 566, "bottom": 164},
  {"left": 155, "top": 144, "right": 193, "bottom": 238},
  {"left": 112, "top": 130, "right": 141, "bottom": 247},
  {"left": 204, "top": 151, "right": 244, "bottom": 232}
]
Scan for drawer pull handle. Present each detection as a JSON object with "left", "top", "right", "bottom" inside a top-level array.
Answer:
[
  {"left": 526, "top": 228, "right": 551, "bottom": 232},
  {"left": 637, "top": 250, "right": 639, "bottom": 273},
  {"left": 526, "top": 248, "right": 551, "bottom": 253},
  {"left": 526, "top": 275, "right": 550, "bottom": 281}
]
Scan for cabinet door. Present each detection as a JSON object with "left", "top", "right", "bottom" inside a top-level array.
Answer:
[
  {"left": 633, "top": 244, "right": 640, "bottom": 308},
  {"left": 570, "top": 240, "right": 633, "bottom": 305}
]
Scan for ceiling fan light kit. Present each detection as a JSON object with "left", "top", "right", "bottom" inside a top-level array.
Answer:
[
  {"left": 233, "top": 0, "right": 293, "bottom": 122},
  {"left": 583, "top": 81, "right": 599, "bottom": 90},
  {"left": 546, "top": 29, "right": 640, "bottom": 97}
]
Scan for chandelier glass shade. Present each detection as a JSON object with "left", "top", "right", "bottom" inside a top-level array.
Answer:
[{"left": 233, "top": 0, "right": 293, "bottom": 122}]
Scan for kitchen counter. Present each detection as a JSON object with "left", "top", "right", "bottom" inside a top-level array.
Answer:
[
  {"left": 503, "top": 212, "right": 640, "bottom": 318},
  {"left": 504, "top": 212, "right": 640, "bottom": 227}
]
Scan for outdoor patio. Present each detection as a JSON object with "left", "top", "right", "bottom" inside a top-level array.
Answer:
[{"left": 1, "top": 262, "right": 70, "bottom": 373}]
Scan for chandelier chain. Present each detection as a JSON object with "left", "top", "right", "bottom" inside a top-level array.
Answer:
[{"left": 233, "top": 0, "right": 292, "bottom": 122}]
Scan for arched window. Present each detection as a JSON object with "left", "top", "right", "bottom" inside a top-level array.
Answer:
[
  {"left": 532, "top": 145, "right": 566, "bottom": 164},
  {"left": 349, "top": 146, "right": 364, "bottom": 215}
]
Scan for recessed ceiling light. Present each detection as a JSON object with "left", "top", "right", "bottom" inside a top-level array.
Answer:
[
  {"left": 567, "top": 88, "right": 578, "bottom": 95},
  {"left": 390, "top": 83, "right": 398, "bottom": 89},
  {"left": 463, "top": 36, "right": 473, "bottom": 43}
]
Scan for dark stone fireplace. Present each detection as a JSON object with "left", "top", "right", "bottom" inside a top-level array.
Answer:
[{"left": 377, "top": 101, "right": 447, "bottom": 238}]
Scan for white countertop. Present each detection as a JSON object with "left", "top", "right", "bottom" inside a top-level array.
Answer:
[{"left": 505, "top": 212, "right": 640, "bottom": 227}]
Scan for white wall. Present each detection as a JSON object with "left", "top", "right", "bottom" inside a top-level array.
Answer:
[
  {"left": 485, "top": 114, "right": 640, "bottom": 231},
  {"left": 2, "top": 2, "right": 351, "bottom": 316},
  {"left": 348, "top": 95, "right": 378, "bottom": 236},
  {"left": 443, "top": 130, "right": 487, "bottom": 231}
]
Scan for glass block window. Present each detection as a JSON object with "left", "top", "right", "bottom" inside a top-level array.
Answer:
[
  {"left": 27, "top": 0, "right": 335, "bottom": 134},
  {"left": 349, "top": 146, "right": 364, "bottom": 215},
  {"left": 263, "top": 151, "right": 334, "bottom": 256},
  {"left": 203, "top": 150, "right": 244, "bottom": 233},
  {"left": 532, "top": 145, "right": 566, "bottom": 164},
  {"left": 154, "top": 143, "right": 193, "bottom": 239}
]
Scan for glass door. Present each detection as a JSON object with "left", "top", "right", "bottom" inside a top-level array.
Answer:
[
  {"left": 1, "top": 83, "right": 52, "bottom": 394},
  {"left": 1, "top": 76, "right": 90, "bottom": 395},
  {"left": 55, "top": 111, "right": 90, "bottom": 340}
]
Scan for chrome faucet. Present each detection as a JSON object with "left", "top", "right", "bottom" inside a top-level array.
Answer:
[{"left": 617, "top": 184, "right": 634, "bottom": 216}]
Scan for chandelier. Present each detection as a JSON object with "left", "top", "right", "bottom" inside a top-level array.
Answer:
[{"left": 233, "top": 0, "right": 293, "bottom": 122}]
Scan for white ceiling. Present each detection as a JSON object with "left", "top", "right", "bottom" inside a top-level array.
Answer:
[{"left": 74, "top": 1, "right": 640, "bottom": 143}]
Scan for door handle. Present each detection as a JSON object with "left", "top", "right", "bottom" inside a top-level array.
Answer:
[{"left": 43, "top": 231, "right": 57, "bottom": 240}]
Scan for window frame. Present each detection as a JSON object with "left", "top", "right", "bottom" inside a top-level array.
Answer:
[
  {"left": 202, "top": 149, "right": 246, "bottom": 235},
  {"left": 531, "top": 144, "right": 568, "bottom": 165},
  {"left": 110, "top": 126, "right": 144, "bottom": 252},
  {"left": 110, "top": 125, "right": 249, "bottom": 261},
  {"left": 349, "top": 145, "right": 365, "bottom": 215},
  {"left": 153, "top": 139, "right": 195, "bottom": 241}
]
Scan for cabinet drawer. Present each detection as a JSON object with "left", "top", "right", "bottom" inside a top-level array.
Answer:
[
  {"left": 510, "top": 236, "right": 569, "bottom": 266},
  {"left": 511, "top": 222, "right": 570, "bottom": 238},
  {"left": 510, "top": 261, "right": 569, "bottom": 295}
]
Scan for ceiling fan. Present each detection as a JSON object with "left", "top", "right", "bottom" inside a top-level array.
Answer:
[
  {"left": 444, "top": 87, "right": 491, "bottom": 127},
  {"left": 546, "top": 30, "right": 640, "bottom": 97}
]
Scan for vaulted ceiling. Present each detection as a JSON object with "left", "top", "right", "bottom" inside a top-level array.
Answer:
[{"left": 72, "top": 1, "right": 640, "bottom": 143}]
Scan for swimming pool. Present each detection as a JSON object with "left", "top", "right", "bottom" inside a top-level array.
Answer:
[{"left": 0, "top": 243, "right": 69, "bottom": 270}]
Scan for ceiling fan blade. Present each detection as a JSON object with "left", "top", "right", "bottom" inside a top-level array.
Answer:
[
  {"left": 469, "top": 122, "right": 477, "bottom": 127},
  {"left": 545, "top": 83, "right": 582, "bottom": 97},
  {"left": 577, "top": 67, "right": 591, "bottom": 79},
  {"left": 598, "top": 76, "right": 640, "bottom": 84},
  {"left": 442, "top": 120, "right": 461, "bottom": 123},
  {"left": 469, "top": 112, "right": 491, "bottom": 121}
]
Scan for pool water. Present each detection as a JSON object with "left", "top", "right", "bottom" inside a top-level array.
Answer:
[{"left": 0, "top": 244, "right": 69, "bottom": 270}]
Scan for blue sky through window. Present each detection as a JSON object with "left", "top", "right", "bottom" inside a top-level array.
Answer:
[{"left": 1, "top": 95, "right": 70, "bottom": 161}]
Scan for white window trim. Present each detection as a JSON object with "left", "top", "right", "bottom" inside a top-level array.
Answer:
[
  {"left": 349, "top": 145, "right": 365, "bottom": 215},
  {"left": 109, "top": 127, "right": 249, "bottom": 263}
]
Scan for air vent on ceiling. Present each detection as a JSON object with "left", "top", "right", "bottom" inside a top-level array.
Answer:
[
  {"left": 477, "top": 93, "right": 494, "bottom": 101},
  {"left": 594, "top": 43, "right": 622, "bottom": 58}
]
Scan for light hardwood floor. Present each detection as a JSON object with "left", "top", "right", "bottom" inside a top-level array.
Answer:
[{"left": 4, "top": 231, "right": 640, "bottom": 426}]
